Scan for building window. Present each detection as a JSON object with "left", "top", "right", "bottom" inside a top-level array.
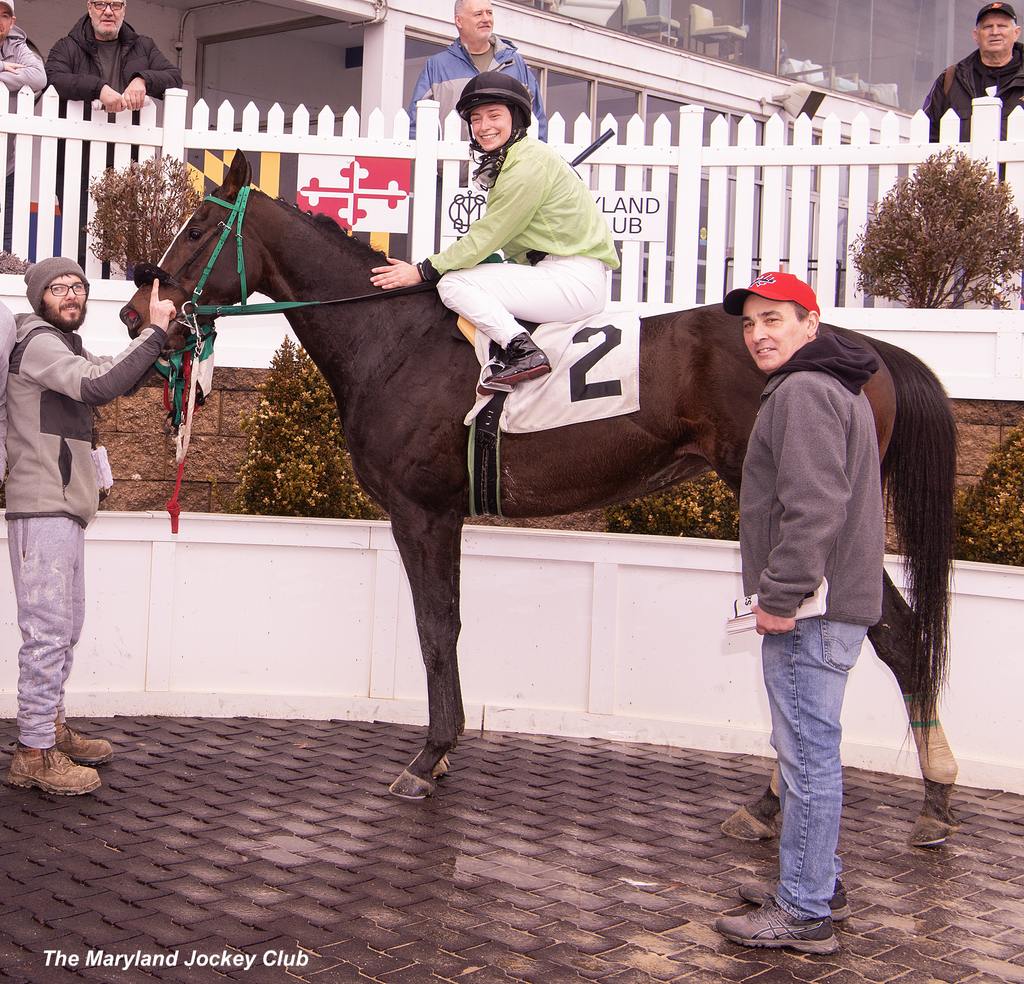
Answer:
[{"left": 546, "top": 70, "right": 592, "bottom": 135}]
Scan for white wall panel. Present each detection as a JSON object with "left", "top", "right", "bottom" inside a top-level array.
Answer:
[{"left": 0, "top": 513, "right": 1019, "bottom": 796}]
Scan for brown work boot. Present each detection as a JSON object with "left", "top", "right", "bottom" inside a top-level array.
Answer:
[
  {"left": 7, "top": 745, "right": 101, "bottom": 795},
  {"left": 55, "top": 720, "right": 114, "bottom": 766}
]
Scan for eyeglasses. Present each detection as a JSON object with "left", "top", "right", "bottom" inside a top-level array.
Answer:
[
  {"left": 48, "top": 283, "right": 87, "bottom": 297},
  {"left": 88, "top": 1, "right": 126, "bottom": 11}
]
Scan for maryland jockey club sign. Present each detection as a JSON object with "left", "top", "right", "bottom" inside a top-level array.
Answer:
[
  {"left": 441, "top": 186, "right": 668, "bottom": 243},
  {"left": 592, "top": 191, "right": 668, "bottom": 243},
  {"left": 296, "top": 155, "right": 411, "bottom": 232}
]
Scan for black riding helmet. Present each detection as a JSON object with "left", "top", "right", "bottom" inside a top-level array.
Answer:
[{"left": 456, "top": 72, "right": 532, "bottom": 128}]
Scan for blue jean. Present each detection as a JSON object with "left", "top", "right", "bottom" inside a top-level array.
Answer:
[{"left": 761, "top": 616, "right": 867, "bottom": 920}]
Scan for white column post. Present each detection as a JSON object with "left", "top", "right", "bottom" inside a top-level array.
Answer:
[{"left": 361, "top": 11, "right": 408, "bottom": 136}]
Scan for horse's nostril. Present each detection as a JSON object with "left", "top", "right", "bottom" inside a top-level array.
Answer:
[{"left": 119, "top": 304, "right": 142, "bottom": 335}]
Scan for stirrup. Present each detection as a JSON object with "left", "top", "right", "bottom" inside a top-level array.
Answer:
[{"left": 477, "top": 359, "right": 513, "bottom": 396}]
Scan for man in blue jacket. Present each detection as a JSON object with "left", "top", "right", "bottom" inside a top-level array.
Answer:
[{"left": 408, "top": 0, "right": 546, "bottom": 140}]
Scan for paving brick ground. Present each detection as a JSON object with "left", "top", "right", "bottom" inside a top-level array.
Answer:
[{"left": 0, "top": 717, "right": 1021, "bottom": 983}]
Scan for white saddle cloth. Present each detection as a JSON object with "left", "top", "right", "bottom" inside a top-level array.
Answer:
[{"left": 465, "top": 311, "right": 641, "bottom": 434}]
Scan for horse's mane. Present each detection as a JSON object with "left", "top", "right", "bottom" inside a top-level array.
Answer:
[{"left": 267, "top": 193, "right": 389, "bottom": 266}]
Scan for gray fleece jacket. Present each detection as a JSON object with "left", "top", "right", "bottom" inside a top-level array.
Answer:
[
  {"left": 739, "top": 369, "right": 884, "bottom": 626},
  {"left": 5, "top": 313, "right": 165, "bottom": 528},
  {"left": 2, "top": 26, "right": 46, "bottom": 176}
]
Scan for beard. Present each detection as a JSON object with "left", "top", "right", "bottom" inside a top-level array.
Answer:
[{"left": 43, "top": 299, "right": 87, "bottom": 332}]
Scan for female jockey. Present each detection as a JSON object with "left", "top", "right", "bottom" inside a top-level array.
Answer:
[{"left": 370, "top": 72, "right": 620, "bottom": 392}]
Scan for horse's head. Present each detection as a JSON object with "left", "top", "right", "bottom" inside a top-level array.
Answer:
[{"left": 120, "top": 150, "right": 257, "bottom": 349}]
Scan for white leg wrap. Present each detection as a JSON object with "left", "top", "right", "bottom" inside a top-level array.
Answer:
[{"left": 912, "top": 722, "right": 958, "bottom": 785}]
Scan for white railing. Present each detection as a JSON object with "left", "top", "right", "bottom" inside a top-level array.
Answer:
[
  {"left": 0, "top": 512, "right": 1019, "bottom": 795},
  {"left": 2, "top": 87, "right": 1024, "bottom": 397}
]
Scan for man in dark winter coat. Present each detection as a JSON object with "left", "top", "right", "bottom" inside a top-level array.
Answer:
[
  {"left": 45, "top": 0, "right": 181, "bottom": 113},
  {"left": 923, "top": 2, "right": 1024, "bottom": 141}
]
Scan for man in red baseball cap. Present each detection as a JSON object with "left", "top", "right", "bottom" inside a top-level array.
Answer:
[{"left": 715, "top": 272, "right": 884, "bottom": 954}]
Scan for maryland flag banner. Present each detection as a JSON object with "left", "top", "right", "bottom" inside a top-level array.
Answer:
[
  {"left": 296, "top": 155, "right": 411, "bottom": 233},
  {"left": 187, "top": 150, "right": 281, "bottom": 199}
]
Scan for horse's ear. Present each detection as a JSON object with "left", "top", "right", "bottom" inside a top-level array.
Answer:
[{"left": 219, "top": 150, "right": 252, "bottom": 198}]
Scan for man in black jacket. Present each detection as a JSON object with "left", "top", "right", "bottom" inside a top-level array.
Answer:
[
  {"left": 923, "top": 2, "right": 1024, "bottom": 141},
  {"left": 45, "top": 0, "right": 181, "bottom": 113}
]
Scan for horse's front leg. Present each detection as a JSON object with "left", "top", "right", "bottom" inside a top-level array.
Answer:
[
  {"left": 386, "top": 503, "right": 466, "bottom": 800},
  {"left": 868, "top": 571, "right": 960, "bottom": 846}
]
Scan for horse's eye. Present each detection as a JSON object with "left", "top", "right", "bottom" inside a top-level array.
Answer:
[{"left": 188, "top": 228, "right": 202, "bottom": 241}]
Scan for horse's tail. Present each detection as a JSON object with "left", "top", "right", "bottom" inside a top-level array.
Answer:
[{"left": 867, "top": 334, "right": 957, "bottom": 722}]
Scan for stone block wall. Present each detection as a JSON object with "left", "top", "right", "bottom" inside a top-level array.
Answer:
[
  {"left": 95, "top": 367, "right": 1024, "bottom": 521},
  {"left": 952, "top": 400, "right": 1024, "bottom": 486},
  {"left": 96, "top": 368, "right": 264, "bottom": 514}
]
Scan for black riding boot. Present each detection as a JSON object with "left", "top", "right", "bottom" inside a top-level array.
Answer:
[{"left": 480, "top": 332, "right": 551, "bottom": 393}]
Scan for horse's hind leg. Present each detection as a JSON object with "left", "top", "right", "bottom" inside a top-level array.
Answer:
[
  {"left": 868, "top": 571, "right": 960, "bottom": 846},
  {"left": 722, "top": 573, "right": 961, "bottom": 847},
  {"left": 721, "top": 767, "right": 780, "bottom": 841},
  {"left": 386, "top": 505, "right": 466, "bottom": 800}
]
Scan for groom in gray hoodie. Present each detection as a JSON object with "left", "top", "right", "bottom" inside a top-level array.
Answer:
[
  {"left": 5, "top": 257, "right": 172, "bottom": 795},
  {"left": 715, "top": 272, "right": 884, "bottom": 955}
]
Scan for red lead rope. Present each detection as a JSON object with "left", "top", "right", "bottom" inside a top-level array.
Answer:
[{"left": 163, "top": 353, "right": 193, "bottom": 534}]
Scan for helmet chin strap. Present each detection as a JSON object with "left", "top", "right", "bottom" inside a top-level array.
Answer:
[{"left": 469, "top": 126, "right": 527, "bottom": 190}]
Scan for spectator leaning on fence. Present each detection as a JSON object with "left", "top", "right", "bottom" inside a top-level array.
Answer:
[
  {"left": 923, "top": 2, "right": 1024, "bottom": 141},
  {"left": 0, "top": 1, "right": 45, "bottom": 113},
  {"left": 407, "top": 0, "right": 547, "bottom": 140},
  {"left": 0, "top": 0, "right": 45, "bottom": 252},
  {"left": 45, "top": 0, "right": 181, "bottom": 113},
  {"left": 4, "top": 258, "right": 173, "bottom": 796}
]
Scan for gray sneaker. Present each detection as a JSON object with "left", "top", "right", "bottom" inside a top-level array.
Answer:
[
  {"left": 715, "top": 897, "right": 838, "bottom": 954},
  {"left": 738, "top": 878, "right": 851, "bottom": 921}
]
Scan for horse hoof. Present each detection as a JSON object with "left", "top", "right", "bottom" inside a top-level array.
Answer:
[
  {"left": 431, "top": 755, "right": 450, "bottom": 780},
  {"left": 388, "top": 769, "right": 436, "bottom": 800},
  {"left": 721, "top": 806, "right": 777, "bottom": 841},
  {"left": 909, "top": 814, "right": 960, "bottom": 848}
]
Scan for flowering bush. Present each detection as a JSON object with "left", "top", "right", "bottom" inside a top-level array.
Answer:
[
  {"left": 0, "top": 251, "right": 28, "bottom": 275},
  {"left": 87, "top": 155, "right": 202, "bottom": 272},
  {"left": 232, "top": 338, "right": 384, "bottom": 520},
  {"left": 852, "top": 149, "right": 1024, "bottom": 309},
  {"left": 955, "top": 423, "right": 1024, "bottom": 567},
  {"left": 606, "top": 473, "right": 739, "bottom": 540}
]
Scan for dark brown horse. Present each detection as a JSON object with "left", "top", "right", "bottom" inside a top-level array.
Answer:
[{"left": 122, "top": 151, "right": 960, "bottom": 846}]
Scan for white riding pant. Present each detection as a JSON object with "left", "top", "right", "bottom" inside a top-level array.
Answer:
[{"left": 436, "top": 254, "right": 610, "bottom": 348}]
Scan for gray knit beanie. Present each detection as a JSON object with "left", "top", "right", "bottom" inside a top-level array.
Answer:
[{"left": 25, "top": 257, "right": 90, "bottom": 316}]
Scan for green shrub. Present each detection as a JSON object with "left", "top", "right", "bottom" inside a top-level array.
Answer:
[
  {"left": 232, "top": 338, "right": 385, "bottom": 520},
  {"left": 955, "top": 423, "right": 1024, "bottom": 567},
  {"left": 852, "top": 148, "right": 1024, "bottom": 309},
  {"left": 606, "top": 472, "right": 739, "bottom": 539}
]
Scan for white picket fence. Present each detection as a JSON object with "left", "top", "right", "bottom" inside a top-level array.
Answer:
[{"left": 3, "top": 86, "right": 1024, "bottom": 395}]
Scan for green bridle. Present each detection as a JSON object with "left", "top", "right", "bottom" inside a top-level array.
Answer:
[{"left": 155, "top": 186, "right": 434, "bottom": 427}]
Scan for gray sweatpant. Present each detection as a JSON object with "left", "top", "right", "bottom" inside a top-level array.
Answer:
[{"left": 8, "top": 517, "right": 85, "bottom": 748}]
